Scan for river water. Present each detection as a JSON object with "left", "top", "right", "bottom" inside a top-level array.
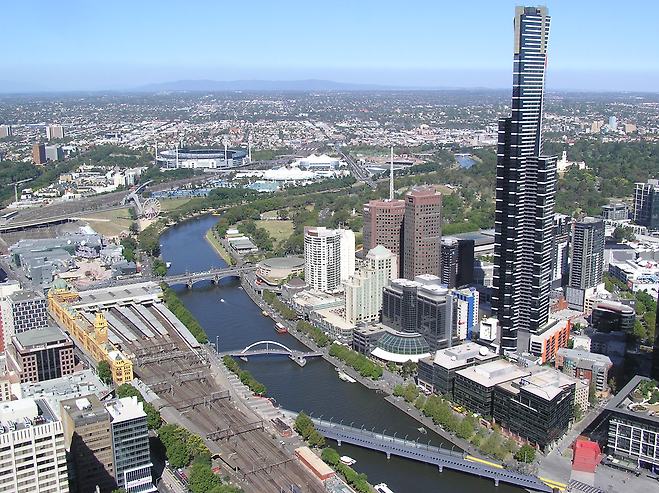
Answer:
[{"left": 160, "top": 215, "right": 519, "bottom": 493}]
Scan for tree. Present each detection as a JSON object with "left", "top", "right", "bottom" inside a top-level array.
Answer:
[
  {"left": 613, "top": 226, "right": 636, "bottom": 242},
  {"left": 608, "top": 377, "right": 618, "bottom": 394},
  {"left": 514, "top": 444, "right": 536, "bottom": 463},
  {"left": 456, "top": 416, "right": 475, "bottom": 440},
  {"left": 573, "top": 403, "right": 583, "bottom": 422},
  {"left": 188, "top": 462, "right": 222, "bottom": 493},
  {"left": 166, "top": 440, "right": 190, "bottom": 469},
  {"left": 97, "top": 361, "right": 113, "bottom": 384}
]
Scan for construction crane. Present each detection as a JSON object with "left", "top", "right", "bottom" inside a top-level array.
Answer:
[{"left": 8, "top": 178, "right": 32, "bottom": 204}]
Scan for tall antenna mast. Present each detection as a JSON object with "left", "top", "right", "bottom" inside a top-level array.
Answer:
[
  {"left": 389, "top": 146, "right": 394, "bottom": 200},
  {"left": 154, "top": 140, "right": 158, "bottom": 167},
  {"left": 248, "top": 133, "right": 252, "bottom": 162}
]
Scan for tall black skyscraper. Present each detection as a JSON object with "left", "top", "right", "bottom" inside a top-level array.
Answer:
[{"left": 492, "top": 6, "right": 557, "bottom": 354}]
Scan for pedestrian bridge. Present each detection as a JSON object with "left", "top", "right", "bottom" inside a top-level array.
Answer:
[
  {"left": 164, "top": 265, "right": 255, "bottom": 287},
  {"left": 308, "top": 417, "right": 553, "bottom": 492},
  {"left": 222, "top": 340, "right": 323, "bottom": 367}
]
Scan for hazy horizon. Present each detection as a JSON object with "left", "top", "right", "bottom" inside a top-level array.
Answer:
[{"left": 3, "top": 0, "right": 659, "bottom": 93}]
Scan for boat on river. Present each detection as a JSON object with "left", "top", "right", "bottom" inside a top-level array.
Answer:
[
  {"left": 262, "top": 310, "right": 269, "bottom": 317},
  {"left": 336, "top": 368, "right": 357, "bottom": 383},
  {"left": 374, "top": 483, "right": 394, "bottom": 493},
  {"left": 275, "top": 323, "right": 288, "bottom": 334},
  {"left": 340, "top": 456, "right": 356, "bottom": 466}
]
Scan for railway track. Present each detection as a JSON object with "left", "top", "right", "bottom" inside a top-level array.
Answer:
[{"left": 133, "top": 340, "right": 324, "bottom": 493}]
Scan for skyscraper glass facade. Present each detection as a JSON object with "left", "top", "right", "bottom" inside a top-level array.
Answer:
[{"left": 492, "top": 6, "right": 556, "bottom": 353}]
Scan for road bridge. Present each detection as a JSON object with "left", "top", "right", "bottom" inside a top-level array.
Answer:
[
  {"left": 307, "top": 417, "right": 553, "bottom": 492},
  {"left": 222, "top": 340, "right": 323, "bottom": 367},
  {"left": 163, "top": 265, "right": 255, "bottom": 288}
]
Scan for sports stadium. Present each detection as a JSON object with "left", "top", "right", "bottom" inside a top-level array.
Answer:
[{"left": 157, "top": 147, "right": 248, "bottom": 170}]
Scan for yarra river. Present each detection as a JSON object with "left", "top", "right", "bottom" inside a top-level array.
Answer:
[{"left": 160, "top": 215, "right": 519, "bottom": 493}]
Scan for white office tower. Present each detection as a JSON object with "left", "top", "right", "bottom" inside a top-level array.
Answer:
[
  {"left": 107, "top": 396, "right": 156, "bottom": 493},
  {"left": 344, "top": 246, "right": 397, "bottom": 325},
  {"left": 0, "top": 398, "right": 69, "bottom": 492},
  {"left": 453, "top": 287, "right": 479, "bottom": 341},
  {"left": 304, "top": 227, "right": 355, "bottom": 293},
  {"left": 339, "top": 229, "right": 356, "bottom": 282}
]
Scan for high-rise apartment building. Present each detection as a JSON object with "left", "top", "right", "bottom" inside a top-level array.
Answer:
[
  {"left": 492, "top": 6, "right": 556, "bottom": 354},
  {"left": 0, "top": 125, "right": 12, "bottom": 138},
  {"left": 1, "top": 289, "right": 49, "bottom": 351},
  {"left": 7, "top": 326, "right": 75, "bottom": 383},
  {"left": 403, "top": 186, "right": 442, "bottom": 280},
  {"left": 32, "top": 143, "right": 47, "bottom": 165},
  {"left": 107, "top": 396, "right": 156, "bottom": 493},
  {"left": 633, "top": 179, "right": 659, "bottom": 230},
  {"left": 362, "top": 199, "right": 405, "bottom": 273},
  {"left": 45, "top": 144, "right": 64, "bottom": 162},
  {"left": 569, "top": 217, "right": 605, "bottom": 290},
  {"left": 0, "top": 280, "right": 21, "bottom": 352},
  {"left": 61, "top": 395, "right": 116, "bottom": 493},
  {"left": 0, "top": 398, "right": 70, "bottom": 492},
  {"left": 46, "top": 124, "right": 64, "bottom": 140},
  {"left": 440, "top": 238, "right": 459, "bottom": 288},
  {"left": 551, "top": 214, "right": 571, "bottom": 288},
  {"left": 344, "top": 246, "right": 397, "bottom": 325},
  {"left": 304, "top": 227, "right": 354, "bottom": 293}
]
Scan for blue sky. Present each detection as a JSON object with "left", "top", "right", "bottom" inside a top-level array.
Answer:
[{"left": 3, "top": 0, "right": 658, "bottom": 91}]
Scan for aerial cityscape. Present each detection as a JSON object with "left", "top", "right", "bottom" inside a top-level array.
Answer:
[{"left": 1, "top": 2, "right": 659, "bottom": 493}]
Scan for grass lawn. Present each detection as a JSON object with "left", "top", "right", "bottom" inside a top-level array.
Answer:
[
  {"left": 259, "top": 210, "right": 280, "bottom": 219},
  {"left": 81, "top": 207, "right": 133, "bottom": 237},
  {"left": 159, "top": 197, "right": 192, "bottom": 211},
  {"left": 255, "top": 220, "right": 294, "bottom": 245}
]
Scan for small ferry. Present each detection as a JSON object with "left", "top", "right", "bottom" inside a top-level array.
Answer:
[
  {"left": 340, "top": 456, "right": 356, "bottom": 466},
  {"left": 262, "top": 310, "right": 269, "bottom": 317},
  {"left": 219, "top": 298, "right": 225, "bottom": 303},
  {"left": 417, "top": 426, "right": 427, "bottom": 434},
  {"left": 275, "top": 323, "right": 288, "bottom": 334},
  {"left": 165, "top": 262, "right": 172, "bottom": 268},
  {"left": 374, "top": 483, "right": 394, "bottom": 493},
  {"left": 336, "top": 369, "right": 356, "bottom": 383}
]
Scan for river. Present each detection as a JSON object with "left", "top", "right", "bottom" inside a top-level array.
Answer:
[{"left": 160, "top": 215, "right": 519, "bottom": 493}]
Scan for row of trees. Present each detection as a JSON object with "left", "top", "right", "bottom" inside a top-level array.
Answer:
[
  {"left": 294, "top": 412, "right": 325, "bottom": 448},
  {"left": 329, "top": 343, "right": 383, "bottom": 380},
  {"left": 161, "top": 284, "right": 208, "bottom": 343},
  {"left": 294, "top": 412, "right": 373, "bottom": 492},
  {"left": 222, "top": 356, "right": 267, "bottom": 395},
  {"left": 296, "top": 320, "right": 330, "bottom": 347},
  {"left": 393, "top": 383, "right": 536, "bottom": 463},
  {"left": 321, "top": 448, "right": 371, "bottom": 493},
  {"left": 262, "top": 290, "right": 297, "bottom": 320}
]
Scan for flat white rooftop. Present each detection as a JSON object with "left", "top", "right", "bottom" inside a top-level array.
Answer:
[{"left": 456, "top": 359, "right": 530, "bottom": 388}]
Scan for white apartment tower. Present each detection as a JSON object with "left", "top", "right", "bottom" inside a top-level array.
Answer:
[
  {"left": 45, "top": 124, "right": 64, "bottom": 141},
  {"left": 0, "top": 398, "right": 69, "bottom": 493},
  {"left": 344, "top": 246, "right": 397, "bottom": 325},
  {"left": 304, "top": 227, "right": 355, "bottom": 293}
]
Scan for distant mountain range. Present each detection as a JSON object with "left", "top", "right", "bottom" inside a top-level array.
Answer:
[{"left": 133, "top": 79, "right": 405, "bottom": 92}]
